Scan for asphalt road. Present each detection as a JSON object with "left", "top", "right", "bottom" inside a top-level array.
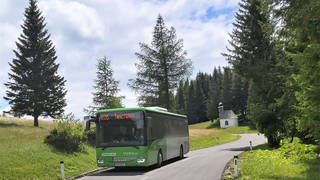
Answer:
[{"left": 78, "top": 134, "right": 267, "bottom": 180}]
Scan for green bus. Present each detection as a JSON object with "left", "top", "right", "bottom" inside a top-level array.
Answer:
[{"left": 86, "top": 107, "right": 189, "bottom": 167}]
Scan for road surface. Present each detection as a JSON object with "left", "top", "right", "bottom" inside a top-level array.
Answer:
[{"left": 78, "top": 134, "right": 267, "bottom": 180}]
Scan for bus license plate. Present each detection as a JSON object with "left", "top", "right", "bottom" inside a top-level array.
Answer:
[{"left": 114, "top": 162, "right": 125, "bottom": 167}]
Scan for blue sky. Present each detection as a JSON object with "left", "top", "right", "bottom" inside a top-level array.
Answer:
[{"left": 0, "top": 0, "right": 240, "bottom": 119}]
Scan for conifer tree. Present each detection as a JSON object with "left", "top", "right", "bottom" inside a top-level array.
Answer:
[
  {"left": 183, "top": 79, "right": 190, "bottom": 113},
  {"left": 187, "top": 81, "right": 197, "bottom": 124},
  {"left": 194, "top": 80, "right": 207, "bottom": 122},
  {"left": 196, "top": 72, "right": 210, "bottom": 99},
  {"left": 223, "top": 0, "right": 284, "bottom": 146},
  {"left": 278, "top": 0, "right": 320, "bottom": 141},
  {"left": 85, "top": 57, "right": 123, "bottom": 115},
  {"left": 128, "top": 15, "right": 192, "bottom": 110},
  {"left": 231, "top": 72, "right": 248, "bottom": 120},
  {"left": 4, "top": 0, "right": 66, "bottom": 127},
  {"left": 207, "top": 68, "right": 221, "bottom": 120},
  {"left": 222, "top": 0, "right": 272, "bottom": 82},
  {"left": 222, "top": 67, "right": 233, "bottom": 109},
  {"left": 175, "top": 80, "right": 186, "bottom": 114}
]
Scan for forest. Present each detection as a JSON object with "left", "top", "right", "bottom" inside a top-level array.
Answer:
[{"left": 129, "top": 0, "right": 320, "bottom": 147}]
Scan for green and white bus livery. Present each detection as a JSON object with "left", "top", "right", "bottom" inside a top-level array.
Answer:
[{"left": 86, "top": 107, "right": 189, "bottom": 167}]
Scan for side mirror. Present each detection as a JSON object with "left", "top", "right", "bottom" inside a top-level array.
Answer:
[
  {"left": 85, "top": 116, "right": 96, "bottom": 131},
  {"left": 146, "top": 116, "right": 152, "bottom": 128}
]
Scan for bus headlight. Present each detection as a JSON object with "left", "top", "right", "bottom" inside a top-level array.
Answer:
[
  {"left": 97, "top": 159, "right": 104, "bottom": 164},
  {"left": 137, "top": 157, "right": 145, "bottom": 163}
]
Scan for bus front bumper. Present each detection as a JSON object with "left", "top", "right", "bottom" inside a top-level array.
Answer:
[{"left": 97, "top": 157, "right": 148, "bottom": 167}]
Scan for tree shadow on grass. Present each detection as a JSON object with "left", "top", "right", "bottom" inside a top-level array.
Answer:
[
  {"left": 263, "top": 175, "right": 305, "bottom": 180},
  {"left": 46, "top": 144, "right": 88, "bottom": 155},
  {"left": 207, "top": 124, "right": 220, "bottom": 129},
  {"left": 264, "top": 157, "right": 320, "bottom": 180},
  {"left": 252, "top": 143, "right": 271, "bottom": 150},
  {"left": 304, "top": 158, "right": 320, "bottom": 180},
  {"left": 206, "top": 121, "right": 220, "bottom": 129},
  {"left": 0, "top": 121, "right": 21, "bottom": 127},
  {"left": 0, "top": 120, "right": 47, "bottom": 129}
]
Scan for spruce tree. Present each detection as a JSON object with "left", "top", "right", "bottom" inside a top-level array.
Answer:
[
  {"left": 128, "top": 15, "right": 192, "bottom": 110},
  {"left": 183, "top": 79, "right": 190, "bottom": 113},
  {"left": 278, "top": 0, "right": 320, "bottom": 141},
  {"left": 221, "top": 67, "right": 233, "bottom": 109},
  {"left": 194, "top": 80, "right": 207, "bottom": 122},
  {"left": 175, "top": 80, "right": 186, "bottom": 114},
  {"left": 223, "top": 0, "right": 284, "bottom": 146},
  {"left": 222, "top": 0, "right": 275, "bottom": 88},
  {"left": 207, "top": 68, "right": 221, "bottom": 120},
  {"left": 4, "top": 0, "right": 66, "bottom": 127},
  {"left": 231, "top": 72, "right": 248, "bottom": 120},
  {"left": 196, "top": 72, "right": 210, "bottom": 99},
  {"left": 186, "top": 81, "right": 197, "bottom": 124},
  {"left": 85, "top": 57, "right": 123, "bottom": 115}
]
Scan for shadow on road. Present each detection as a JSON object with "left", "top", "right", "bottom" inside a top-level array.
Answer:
[
  {"left": 223, "top": 146, "right": 251, "bottom": 151},
  {"left": 88, "top": 157, "right": 188, "bottom": 176}
]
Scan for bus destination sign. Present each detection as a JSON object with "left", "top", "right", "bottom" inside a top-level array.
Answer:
[{"left": 101, "top": 112, "right": 134, "bottom": 121}]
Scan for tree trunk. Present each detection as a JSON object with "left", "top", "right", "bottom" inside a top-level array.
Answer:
[{"left": 34, "top": 115, "right": 39, "bottom": 127}]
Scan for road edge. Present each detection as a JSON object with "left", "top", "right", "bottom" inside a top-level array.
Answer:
[
  {"left": 221, "top": 156, "right": 234, "bottom": 180},
  {"left": 69, "top": 167, "right": 112, "bottom": 180},
  {"left": 220, "top": 134, "right": 267, "bottom": 180}
]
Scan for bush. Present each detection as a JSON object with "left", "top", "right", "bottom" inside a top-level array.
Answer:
[
  {"left": 85, "top": 128, "right": 96, "bottom": 146},
  {"left": 208, "top": 119, "right": 220, "bottom": 128},
  {"left": 278, "top": 138, "right": 318, "bottom": 161},
  {"left": 45, "top": 113, "right": 87, "bottom": 153}
]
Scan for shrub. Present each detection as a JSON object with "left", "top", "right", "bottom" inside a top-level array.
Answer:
[
  {"left": 208, "top": 119, "right": 220, "bottom": 128},
  {"left": 314, "top": 145, "right": 320, "bottom": 155},
  {"left": 278, "top": 138, "right": 318, "bottom": 161},
  {"left": 45, "top": 113, "right": 87, "bottom": 153}
]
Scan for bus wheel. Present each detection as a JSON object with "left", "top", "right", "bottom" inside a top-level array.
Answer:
[
  {"left": 157, "top": 151, "right": 163, "bottom": 168},
  {"left": 179, "top": 146, "right": 184, "bottom": 159}
]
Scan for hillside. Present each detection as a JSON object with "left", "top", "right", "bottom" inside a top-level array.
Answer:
[{"left": 0, "top": 116, "right": 97, "bottom": 180}]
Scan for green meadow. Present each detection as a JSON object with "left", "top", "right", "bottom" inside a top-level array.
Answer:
[{"left": 0, "top": 117, "right": 97, "bottom": 180}]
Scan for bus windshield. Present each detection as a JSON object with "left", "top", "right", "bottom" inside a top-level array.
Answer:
[{"left": 96, "top": 111, "right": 145, "bottom": 147}]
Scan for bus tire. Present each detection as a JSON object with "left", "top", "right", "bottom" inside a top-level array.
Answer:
[
  {"left": 179, "top": 145, "right": 184, "bottom": 159},
  {"left": 157, "top": 151, "right": 163, "bottom": 168}
]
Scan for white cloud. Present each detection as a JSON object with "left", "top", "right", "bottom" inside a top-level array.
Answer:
[
  {"left": 0, "top": 105, "right": 10, "bottom": 115},
  {"left": 0, "top": 23, "right": 21, "bottom": 103},
  {"left": 0, "top": 0, "right": 239, "bottom": 119},
  {"left": 39, "top": 0, "right": 105, "bottom": 40}
]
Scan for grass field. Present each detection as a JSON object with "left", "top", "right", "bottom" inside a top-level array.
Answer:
[
  {"left": 224, "top": 141, "right": 320, "bottom": 180},
  {"left": 0, "top": 117, "right": 257, "bottom": 179},
  {"left": 189, "top": 121, "right": 257, "bottom": 150},
  {"left": 0, "top": 117, "right": 97, "bottom": 180}
]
